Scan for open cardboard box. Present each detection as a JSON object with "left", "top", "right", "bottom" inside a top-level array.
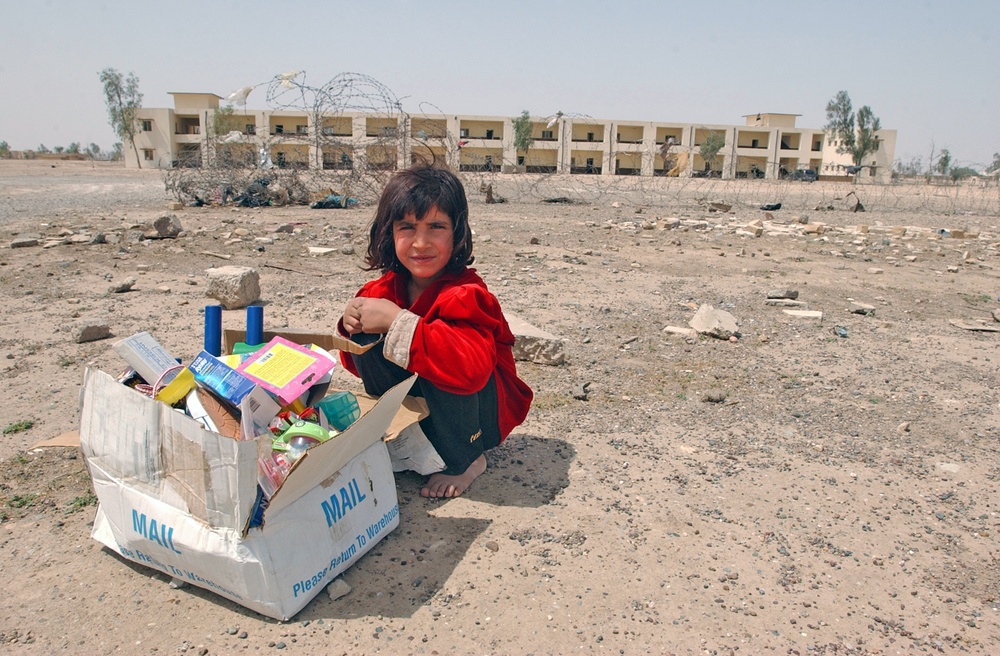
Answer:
[{"left": 80, "top": 329, "right": 423, "bottom": 620}]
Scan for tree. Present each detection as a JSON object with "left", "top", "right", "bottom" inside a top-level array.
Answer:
[
  {"left": 987, "top": 152, "right": 1000, "bottom": 174},
  {"left": 111, "top": 143, "right": 123, "bottom": 161},
  {"left": 87, "top": 143, "right": 101, "bottom": 159},
  {"left": 0, "top": 141, "right": 9, "bottom": 158},
  {"left": 99, "top": 67, "right": 143, "bottom": 168},
  {"left": 934, "top": 148, "right": 951, "bottom": 177},
  {"left": 700, "top": 131, "right": 726, "bottom": 174},
  {"left": 949, "top": 166, "right": 977, "bottom": 182},
  {"left": 511, "top": 110, "right": 534, "bottom": 171},
  {"left": 893, "top": 156, "right": 922, "bottom": 177},
  {"left": 67, "top": 142, "right": 81, "bottom": 155},
  {"left": 37, "top": 144, "right": 50, "bottom": 153},
  {"left": 824, "top": 90, "right": 882, "bottom": 174}
]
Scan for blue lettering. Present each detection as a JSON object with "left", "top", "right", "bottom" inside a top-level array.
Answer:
[
  {"left": 131, "top": 509, "right": 182, "bottom": 554},
  {"left": 365, "top": 504, "right": 399, "bottom": 540},
  {"left": 321, "top": 478, "right": 368, "bottom": 527}
]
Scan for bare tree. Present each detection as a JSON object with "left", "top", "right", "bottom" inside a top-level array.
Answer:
[{"left": 99, "top": 68, "right": 143, "bottom": 168}]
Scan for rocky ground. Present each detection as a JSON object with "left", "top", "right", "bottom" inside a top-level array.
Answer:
[{"left": 1, "top": 160, "right": 999, "bottom": 655}]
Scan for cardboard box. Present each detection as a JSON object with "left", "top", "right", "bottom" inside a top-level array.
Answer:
[{"left": 80, "top": 330, "right": 420, "bottom": 620}]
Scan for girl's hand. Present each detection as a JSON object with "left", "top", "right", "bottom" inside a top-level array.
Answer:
[{"left": 342, "top": 297, "right": 402, "bottom": 335}]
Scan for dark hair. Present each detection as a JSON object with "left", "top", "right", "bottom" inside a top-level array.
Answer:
[{"left": 365, "top": 163, "right": 474, "bottom": 273}]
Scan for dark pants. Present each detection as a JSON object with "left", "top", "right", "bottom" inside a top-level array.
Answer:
[{"left": 349, "top": 333, "right": 501, "bottom": 475}]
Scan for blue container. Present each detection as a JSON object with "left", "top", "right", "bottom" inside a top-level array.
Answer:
[
  {"left": 246, "top": 305, "right": 264, "bottom": 346},
  {"left": 204, "top": 305, "right": 222, "bottom": 356},
  {"left": 317, "top": 391, "right": 361, "bottom": 431}
]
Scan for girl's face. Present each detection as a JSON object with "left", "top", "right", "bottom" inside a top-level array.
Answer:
[{"left": 393, "top": 204, "right": 454, "bottom": 293}]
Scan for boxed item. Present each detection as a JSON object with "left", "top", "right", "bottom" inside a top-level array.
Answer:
[{"left": 80, "top": 330, "right": 422, "bottom": 620}]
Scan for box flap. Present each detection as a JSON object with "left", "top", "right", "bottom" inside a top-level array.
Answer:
[
  {"left": 223, "top": 329, "right": 382, "bottom": 357},
  {"left": 80, "top": 368, "right": 259, "bottom": 531},
  {"left": 265, "top": 375, "right": 416, "bottom": 516}
]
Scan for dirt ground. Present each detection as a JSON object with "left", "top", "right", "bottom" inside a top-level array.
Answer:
[{"left": 1, "top": 160, "right": 1000, "bottom": 655}]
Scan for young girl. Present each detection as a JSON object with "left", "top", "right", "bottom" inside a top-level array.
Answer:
[{"left": 338, "top": 164, "right": 533, "bottom": 498}]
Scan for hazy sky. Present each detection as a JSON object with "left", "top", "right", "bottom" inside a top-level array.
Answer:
[{"left": 3, "top": 0, "right": 997, "bottom": 169}]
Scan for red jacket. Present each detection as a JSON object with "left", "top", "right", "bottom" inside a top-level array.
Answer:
[{"left": 340, "top": 268, "right": 532, "bottom": 440}]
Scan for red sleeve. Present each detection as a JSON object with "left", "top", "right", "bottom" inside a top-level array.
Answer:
[{"left": 405, "top": 285, "right": 502, "bottom": 394}]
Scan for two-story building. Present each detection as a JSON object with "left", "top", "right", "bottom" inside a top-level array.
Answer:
[{"left": 130, "top": 94, "right": 896, "bottom": 183}]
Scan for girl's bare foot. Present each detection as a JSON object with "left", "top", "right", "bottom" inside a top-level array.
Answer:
[{"left": 421, "top": 454, "right": 486, "bottom": 498}]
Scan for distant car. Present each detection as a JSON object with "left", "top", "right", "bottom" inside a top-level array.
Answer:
[{"left": 790, "top": 169, "right": 818, "bottom": 182}]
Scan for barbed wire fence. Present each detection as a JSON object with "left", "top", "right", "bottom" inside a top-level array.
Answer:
[{"left": 163, "top": 72, "right": 1000, "bottom": 219}]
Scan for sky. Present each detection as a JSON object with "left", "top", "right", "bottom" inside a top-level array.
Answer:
[{"left": 2, "top": 0, "right": 998, "bottom": 170}]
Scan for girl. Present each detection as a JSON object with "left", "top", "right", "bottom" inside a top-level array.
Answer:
[{"left": 338, "top": 164, "right": 533, "bottom": 498}]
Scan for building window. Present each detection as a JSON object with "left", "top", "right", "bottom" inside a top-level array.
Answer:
[
  {"left": 245, "top": 124, "right": 256, "bottom": 135},
  {"left": 459, "top": 128, "right": 469, "bottom": 138},
  {"left": 751, "top": 139, "right": 759, "bottom": 148},
  {"left": 141, "top": 120, "right": 152, "bottom": 132},
  {"left": 143, "top": 149, "right": 154, "bottom": 161},
  {"left": 587, "top": 132, "right": 594, "bottom": 142},
  {"left": 296, "top": 125, "right": 308, "bottom": 135},
  {"left": 542, "top": 130, "right": 553, "bottom": 140},
  {"left": 485, "top": 129, "right": 494, "bottom": 139},
  {"left": 275, "top": 125, "right": 284, "bottom": 134},
  {"left": 322, "top": 126, "right": 334, "bottom": 136}
]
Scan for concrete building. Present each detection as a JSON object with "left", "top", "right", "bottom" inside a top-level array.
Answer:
[{"left": 130, "top": 94, "right": 897, "bottom": 183}]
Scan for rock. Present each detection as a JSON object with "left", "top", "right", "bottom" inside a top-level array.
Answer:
[
  {"left": 10, "top": 233, "right": 41, "bottom": 248},
  {"left": 109, "top": 278, "right": 137, "bottom": 293},
  {"left": 327, "top": 578, "right": 351, "bottom": 601},
  {"left": 803, "top": 223, "right": 826, "bottom": 235},
  {"left": 505, "top": 313, "right": 566, "bottom": 365},
  {"left": 867, "top": 267, "right": 884, "bottom": 275},
  {"left": 233, "top": 227, "right": 251, "bottom": 237},
  {"left": 340, "top": 244, "right": 355, "bottom": 255},
  {"left": 993, "top": 309, "right": 1000, "bottom": 322},
  {"left": 663, "top": 326, "right": 698, "bottom": 338},
  {"left": 766, "top": 289, "right": 799, "bottom": 300},
  {"left": 689, "top": 304, "right": 739, "bottom": 340},
  {"left": 765, "top": 299, "right": 807, "bottom": 308},
  {"left": 783, "top": 309, "right": 823, "bottom": 321},
  {"left": 73, "top": 322, "right": 112, "bottom": 344},
  {"left": 946, "top": 265, "right": 959, "bottom": 273},
  {"left": 571, "top": 382, "right": 591, "bottom": 401},
  {"left": 205, "top": 266, "right": 260, "bottom": 309},
  {"left": 308, "top": 247, "right": 337, "bottom": 256},
  {"left": 708, "top": 202, "right": 732, "bottom": 213},
  {"left": 702, "top": 389, "right": 727, "bottom": 403},
  {"left": 167, "top": 201, "right": 184, "bottom": 211},
  {"left": 91, "top": 233, "right": 107, "bottom": 244},
  {"left": 850, "top": 302, "right": 876, "bottom": 315},
  {"left": 275, "top": 223, "right": 295, "bottom": 234},
  {"left": 897, "top": 422, "right": 911, "bottom": 433},
  {"left": 151, "top": 214, "right": 183, "bottom": 239}
]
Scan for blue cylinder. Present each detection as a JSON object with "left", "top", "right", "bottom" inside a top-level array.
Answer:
[
  {"left": 204, "top": 305, "right": 223, "bottom": 356},
  {"left": 246, "top": 305, "right": 264, "bottom": 346}
]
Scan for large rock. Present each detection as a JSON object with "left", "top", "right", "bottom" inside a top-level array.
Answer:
[
  {"left": 689, "top": 304, "right": 739, "bottom": 339},
  {"left": 504, "top": 313, "right": 566, "bottom": 365},
  {"left": 205, "top": 266, "right": 260, "bottom": 309},
  {"left": 150, "top": 214, "right": 184, "bottom": 239}
]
